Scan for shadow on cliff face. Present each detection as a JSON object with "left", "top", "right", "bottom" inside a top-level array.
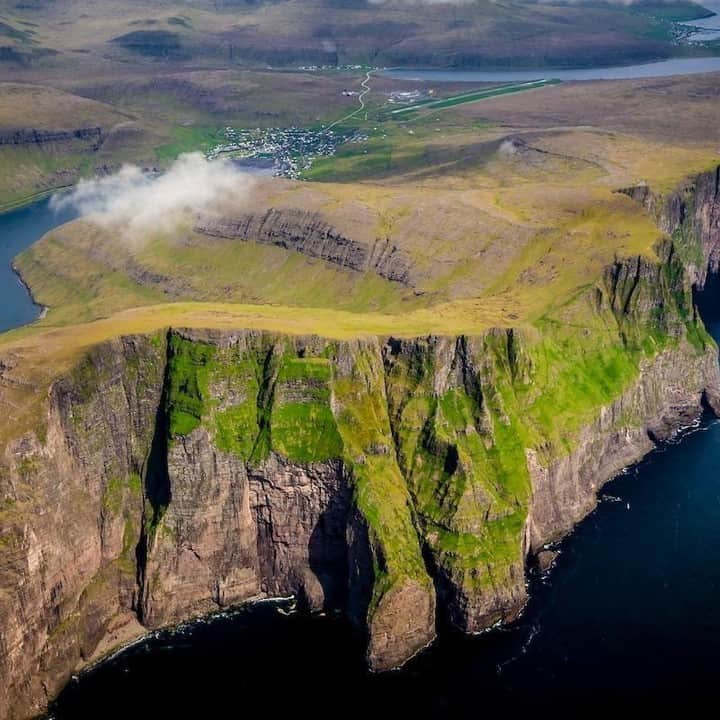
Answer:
[
  {"left": 695, "top": 270, "right": 720, "bottom": 332},
  {"left": 306, "top": 479, "right": 353, "bottom": 611},
  {"left": 303, "top": 464, "right": 375, "bottom": 620},
  {"left": 135, "top": 338, "right": 173, "bottom": 619},
  {"left": 689, "top": 271, "right": 720, "bottom": 421},
  {"left": 306, "top": 477, "right": 375, "bottom": 657},
  {"left": 144, "top": 397, "right": 172, "bottom": 526}
]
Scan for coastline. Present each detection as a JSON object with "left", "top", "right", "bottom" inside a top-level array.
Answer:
[
  {"left": 10, "top": 260, "right": 46, "bottom": 324},
  {"left": 0, "top": 186, "right": 73, "bottom": 217},
  {"left": 59, "top": 595, "right": 294, "bottom": 690}
]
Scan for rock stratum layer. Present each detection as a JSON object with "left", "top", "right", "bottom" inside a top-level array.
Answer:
[
  {"left": 2, "top": 169, "right": 720, "bottom": 719},
  {"left": 194, "top": 209, "right": 415, "bottom": 286},
  {"left": 0, "top": 127, "right": 104, "bottom": 150}
]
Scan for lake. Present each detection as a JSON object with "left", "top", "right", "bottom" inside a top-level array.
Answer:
[
  {"left": 0, "top": 196, "right": 77, "bottom": 333},
  {"left": 382, "top": 56, "right": 720, "bottom": 83},
  {"left": 682, "top": 2, "right": 720, "bottom": 43}
]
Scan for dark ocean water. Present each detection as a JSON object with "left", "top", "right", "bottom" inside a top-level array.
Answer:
[
  {"left": 0, "top": 196, "right": 77, "bottom": 332},
  {"left": 44, "top": 278, "right": 720, "bottom": 718}
]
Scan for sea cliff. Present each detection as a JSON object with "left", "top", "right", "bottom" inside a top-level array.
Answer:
[{"left": 2, "top": 168, "right": 720, "bottom": 719}]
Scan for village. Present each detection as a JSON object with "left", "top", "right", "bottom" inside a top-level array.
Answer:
[{"left": 206, "top": 125, "right": 368, "bottom": 179}]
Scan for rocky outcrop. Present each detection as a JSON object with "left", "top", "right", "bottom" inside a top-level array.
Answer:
[
  {"left": 194, "top": 208, "right": 415, "bottom": 286},
  {"left": 0, "top": 127, "right": 104, "bottom": 150},
  {"left": 619, "top": 167, "right": 720, "bottom": 288},
  {"left": 111, "top": 30, "right": 185, "bottom": 59},
  {"left": 3, "top": 170, "right": 720, "bottom": 719}
]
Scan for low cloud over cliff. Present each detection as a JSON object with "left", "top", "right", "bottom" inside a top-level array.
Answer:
[{"left": 51, "top": 152, "right": 253, "bottom": 240}]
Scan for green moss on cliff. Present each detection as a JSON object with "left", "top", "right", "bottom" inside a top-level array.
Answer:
[
  {"left": 102, "top": 472, "right": 142, "bottom": 515},
  {"left": 165, "top": 335, "right": 216, "bottom": 437},
  {"left": 524, "top": 322, "right": 646, "bottom": 443},
  {"left": 207, "top": 346, "right": 264, "bottom": 460},
  {"left": 102, "top": 476, "right": 124, "bottom": 514},
  {"left": 332, "top": 342, "right": 432, "bottom": 610},
  {"left": 168, "top": 336, "right": 345, "bottom": 464},
  {"left": 214, "top": 403, "right": 259, "bottom": 458},
  {"left": 384, "top": 335, "right": 531, "bottom": 600},
  {"left": 271, "top": 401, "right": 342, "bottom": 462},
  {"left": 271, "top": 356, "right": 343, "bottom": 463},
  {"left": 525, "top": 244, "right": 713, "bottom": 450}
]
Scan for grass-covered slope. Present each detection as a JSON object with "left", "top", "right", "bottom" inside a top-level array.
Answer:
[
  {"left": 0, "top": 83, "right": 165, "bottom": 210},
  {"left": 2, "top": 0, "right": 715, "bottom": 70}
]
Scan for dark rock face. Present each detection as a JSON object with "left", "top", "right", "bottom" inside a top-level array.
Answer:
[
  {"left": 0, "top": 124, "right": 110, "bottom": 197},
  {"left": 111, "top": 30, "right": 185, "bottom": 59},
  {"left": 0, "top": 127, "right": 104, "bottom": 149},
  {"left": 0, "top": 336, "right": 164, "bottom": 719},
  {"left": 140, "top": 438, "right": 355, "bottom": 626},
  {"left": 619, "top": 167, "right": 720, "bottom": 288},
  {"left": 194, "top": 208, "right": 415, "bottom": 286}
]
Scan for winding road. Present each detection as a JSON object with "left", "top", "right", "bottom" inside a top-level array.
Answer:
[{"left": 326, "top": 70, "right": 373, "bottom": 130}]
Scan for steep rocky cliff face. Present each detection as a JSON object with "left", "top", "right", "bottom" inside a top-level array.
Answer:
[
  {"left": 194, "top": 209, "right": 415, "bottom": 286},
  {"left": 620, "top": 167, "right": 720, "bottom": 288},
  {"left": 0, "top": 127, "right": 104, "bottom": 150},
  {"left": 3, "top": 172, "right": 720, "bottom": 719},
  {"left": 0, "top": 336, "right": 164, "bottom": 718}
]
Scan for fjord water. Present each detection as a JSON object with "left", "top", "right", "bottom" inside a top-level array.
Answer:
[
  {"left": 0, "top": 196, "right": 77, "bottom": 332},
  {"left": 47, "top": 278, "right": 720, "bottom": 718},
  {"left": 383, "top": 56, "right": 720, "bottom": 83},
  {"left": 681, "top": 1, "right": 720, "bottom": 43}
]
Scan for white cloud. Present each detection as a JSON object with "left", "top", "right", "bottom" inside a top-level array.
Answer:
[
  {"left": 51, "top": 152, "right": 253, "bottom": 241},
  {"left": 498, "top": 139, "right": 521, "bottom": 157}
]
